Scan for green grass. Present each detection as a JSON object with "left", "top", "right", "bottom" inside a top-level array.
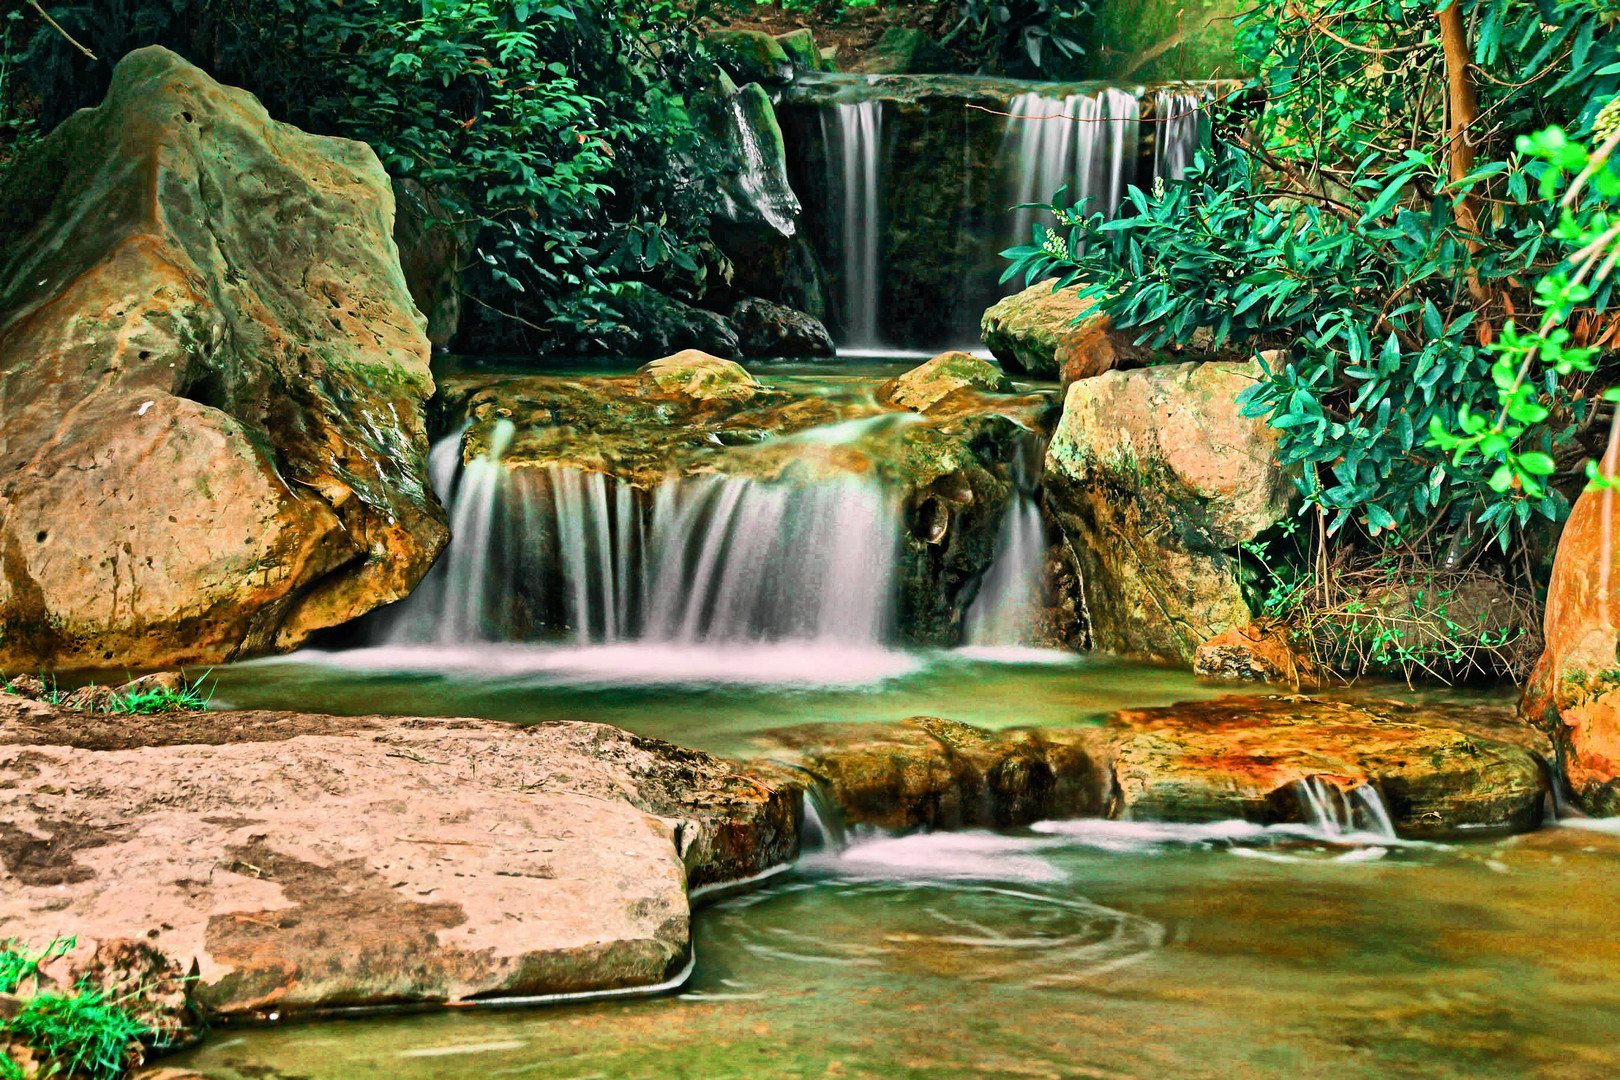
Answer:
[
  {"left": 106, "top": 679, "right": 214, "bottom": 715},
  {"left": 6, "top": 985, "right": 151, "bottom": 1080},
  {"left": 0, "top": 938, "right": 72, "bottom": 995}
]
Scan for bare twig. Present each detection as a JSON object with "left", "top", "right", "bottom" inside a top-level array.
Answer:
[{"left": 26, "top": 1, "right": 96, "bottom": 61}]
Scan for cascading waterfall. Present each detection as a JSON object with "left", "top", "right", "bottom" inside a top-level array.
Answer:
[
  {"left": 1152, "top": 89, "right": 1206, "bottom": 183},
  {"left": 383, "top": 432, "right": 904, "bottom": 647},
  {"left": 1001, "top": 88, "right": 1142, "bottom": 255},
  {"left": 823, "top": 101, "right": 884, "bottom": 346}
]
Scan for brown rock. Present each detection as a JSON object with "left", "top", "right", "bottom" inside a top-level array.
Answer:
[
  {"left": 981, "top": 279, "right": 1095, "bottom": 378},
  {"left": 1523, "top": 479, "right": 1620, "bottom": 814},
  {"left": 1, "top": 675, "right": 47, "bottom": 701},
  {"left": 750, "top": 716, "right": 1105, "bottom": 832},
  {"left": 61, "top": 685, "right": 118, "bottom": 713},
  {"left": 0, "top": 48, "right": 447, "bottom": 671},
  {"left": 1194, "top": 622, "right": 1318, "bottom": 686},
  {"left": 877, "top": 352, "right": 1013, "bottom": 413},
  {"left": 115, "top": 671, "right": 186, "bottom": 698},
  {"left": 1106, "top": 696, "right": 1547, "bottom": 837},
  {"left": 1056, "top": 311, "right": 1151, "bottom": 386},
  {"left": 1044, "top": 360, "right": 1297, "bottom": 663},
  {"left": 637, "top": 350, "right": 764, "bottom": 405},
  {"left": 0, "top": 705, "right": 795, "bottom": 1017}
]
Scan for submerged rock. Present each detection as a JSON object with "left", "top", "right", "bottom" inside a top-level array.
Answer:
[
  {"left": 878, "top": 351, "right": 1014, "bottom": 413},
  {"left": 0, "top": 47, "right": 446, "bottom": 671},
  {"left": 1044, "top": 360, "right": 1296, "bottom": 663},
  {"left": 1523, "top": 478, "right": 1620, "bottom": 815},
  {"left": 0, "top": 695, "right": 795, "bottom": 1017}
]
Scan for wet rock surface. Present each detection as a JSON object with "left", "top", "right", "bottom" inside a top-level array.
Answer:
[
  {"left": 981, "top": 279, "right": 1100, "bottom": 378},
  {"left": 750, "top": 695, "right": 1548, "bottom": 840},
  {"left": 0, "top": 694, "right": 794, "bottom": 1017},
  {"left": 1045, "top": 360, "right": 1297, "bottom": 663},
  {"left": 0, "top": 47, "right": 446, "bottom": 672}
]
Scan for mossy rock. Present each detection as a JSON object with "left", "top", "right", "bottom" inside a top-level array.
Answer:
[
  {"left": 774, "top": 29, "right": 827, "bottom": 72},
  {"left": 708, "top": 29, "right": 794, "bottom": 85}
]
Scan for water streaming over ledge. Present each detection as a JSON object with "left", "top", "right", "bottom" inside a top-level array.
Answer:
[{"left": 381, "top": 432, "right": 906, "bottom": 647}]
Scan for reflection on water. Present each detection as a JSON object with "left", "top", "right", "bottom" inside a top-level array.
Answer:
[{"left": 170, "top": 822, "right": 1620, "bottom": 1080}]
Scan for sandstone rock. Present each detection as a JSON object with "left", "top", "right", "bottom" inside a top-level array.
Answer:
[
  {"left": 392, "top": 178, "right": 469, "bottom": 347},
  {"left": 60, "top": 685, "right": 118, "bottom": 713},
  {"left": 855, "top": 28, "right": 958, "bottom": 74},
  {"left": 638, "top": 350, "right": 765, "bottom": 405},
  {"left": 0, "top": 47, "right": 447, "bottom": 671},
  {"left": 730, "top": 298, "right": 835, "bottom": 358},
  {"left": 1524, "top": 480, "right": 1620, "bottom": 814},
  {"left": 1105, "top": 697, "right": 1547, "bottom": 837},
  {"left": 981, "top": 280, "right": 1099, "bottom": 378},
  {"left": 1194, "top": 622, "right": 1318, "bottom": 686},
  {"left": 878, "top": 352, "right": 1014, "bottom": 413},
  {"left": 708, "top": 29, "right": 794, "bottom": 85},
  {"left": 1044, "top": 360, "right": 1297, "bottom": 663},
  {"left": 0, "top": 704, "right": 795, "bottom": 1017}
]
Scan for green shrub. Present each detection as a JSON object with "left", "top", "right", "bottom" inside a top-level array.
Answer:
[{"left": 6, "top": 986, "right": 151, "bottom": 1080}]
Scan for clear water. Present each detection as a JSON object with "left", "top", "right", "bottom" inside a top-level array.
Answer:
[{"left": 168, "top": 819, "right": 1620, "bottom": 1080}]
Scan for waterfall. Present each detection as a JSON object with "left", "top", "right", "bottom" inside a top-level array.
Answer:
[
  {"left": 1152, "top": 90, "right": 1205, "bottom": 183},
  {"left": 824, "top": 101, "right": 884, "bottom": 346},
  {"left": 964, "top": 450, "right": 1047, "bottom": 648},
  {"left": 383, "top": 441, "right": 902, "bottom": 647},
  {"left": 1294, "top": 777, "right": 1398, "bottom": 841},
  {"left": 1001, "top": 88, "right": 1142, "bottom": 255}
]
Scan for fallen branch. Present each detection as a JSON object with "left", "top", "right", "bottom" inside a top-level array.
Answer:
[{"left": 26, "top": 0, "right": 96, "bottom": 61}]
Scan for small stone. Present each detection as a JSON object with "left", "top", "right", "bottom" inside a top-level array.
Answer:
[
  {"left": 1194, "top": 623, "right": 1318, "bottom": 686},
  {"left": 115, "top": 672, "right": 186, "bottom": 698},
  {"left": 2, "top": 675, "right": 48, "bottom": 700},
  {"left": 877, "top": 352, "right": 1013, "bottom": 413}
]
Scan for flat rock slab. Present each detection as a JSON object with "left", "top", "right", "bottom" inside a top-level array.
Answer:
[
  {"left": 0, "top": 696, "right": 794, "bottom": 1018},
  {"left": 1106, "top": 696, "right": 1550, "bottom": 836},
  {"left": 752, "top": 695, "right": 1550, "bottom": 839}
]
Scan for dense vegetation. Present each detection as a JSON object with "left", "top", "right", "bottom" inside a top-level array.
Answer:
[{"left": 1005, "top": 0, "right": 1620, "bottom": 676}]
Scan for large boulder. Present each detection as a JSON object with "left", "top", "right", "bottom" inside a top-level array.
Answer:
[
  {"left": 0, "top": 695, "right": 795, "bottom": 1017},
  {"left": 1523, "top": 480, "right": 1620, "bottom": 814},
  {"left": 774, "top": 29, "right": 829, "bottom": 72},
  {"left": 1044, "top": 360, "right": 1296, "bottom": 662},
  {"left": 981, "top": 280, "right": 1146, "bottom": 379},
  {"left": 0, "top": 47, "right": 446, "bottom": 671}
]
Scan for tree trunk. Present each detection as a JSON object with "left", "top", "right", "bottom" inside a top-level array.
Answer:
[{"left": 1437, "top": 1, "right": 1480, "bottom": 233}]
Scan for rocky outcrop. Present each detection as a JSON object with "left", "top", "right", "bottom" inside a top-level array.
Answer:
[
  {"left": 750, "top": 696, "right": 1550, "bottom": 839},
  {"left": 1044, "top": 360, "right": 1297, "bottom": 663},
  {"left": 1523, "top": 480, "right": 1620, "bottom": 814},
  {"left": 0, "top": 47, "right": 447, "bottom": 671},
  {"left": 775, "top": 28, "right": 830, "bottom": 72},
  {"left": 730, "top": 297, "right": 835, "bottom": 358},
  {"left": 0, "top": 694, "right": 795, "bottom": 1017},
  {"left": 878, "top": 352, "right": 1014, "bottom": 413}
]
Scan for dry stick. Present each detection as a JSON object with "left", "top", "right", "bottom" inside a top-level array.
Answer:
[{"left": 26, "top": 0, "right": 95, "bottom": 61}]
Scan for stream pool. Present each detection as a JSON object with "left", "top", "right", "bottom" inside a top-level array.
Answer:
[{"left": 156, "top": 648, "right": 1607, "bottom": 1080}]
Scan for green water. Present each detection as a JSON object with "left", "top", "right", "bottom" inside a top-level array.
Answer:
[
  {"left": 203, "top": 647, "right": 1232, "bottom": 758},
  {"left": 168, "top": 818, "right": 1620, "bottom": 1080}
]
